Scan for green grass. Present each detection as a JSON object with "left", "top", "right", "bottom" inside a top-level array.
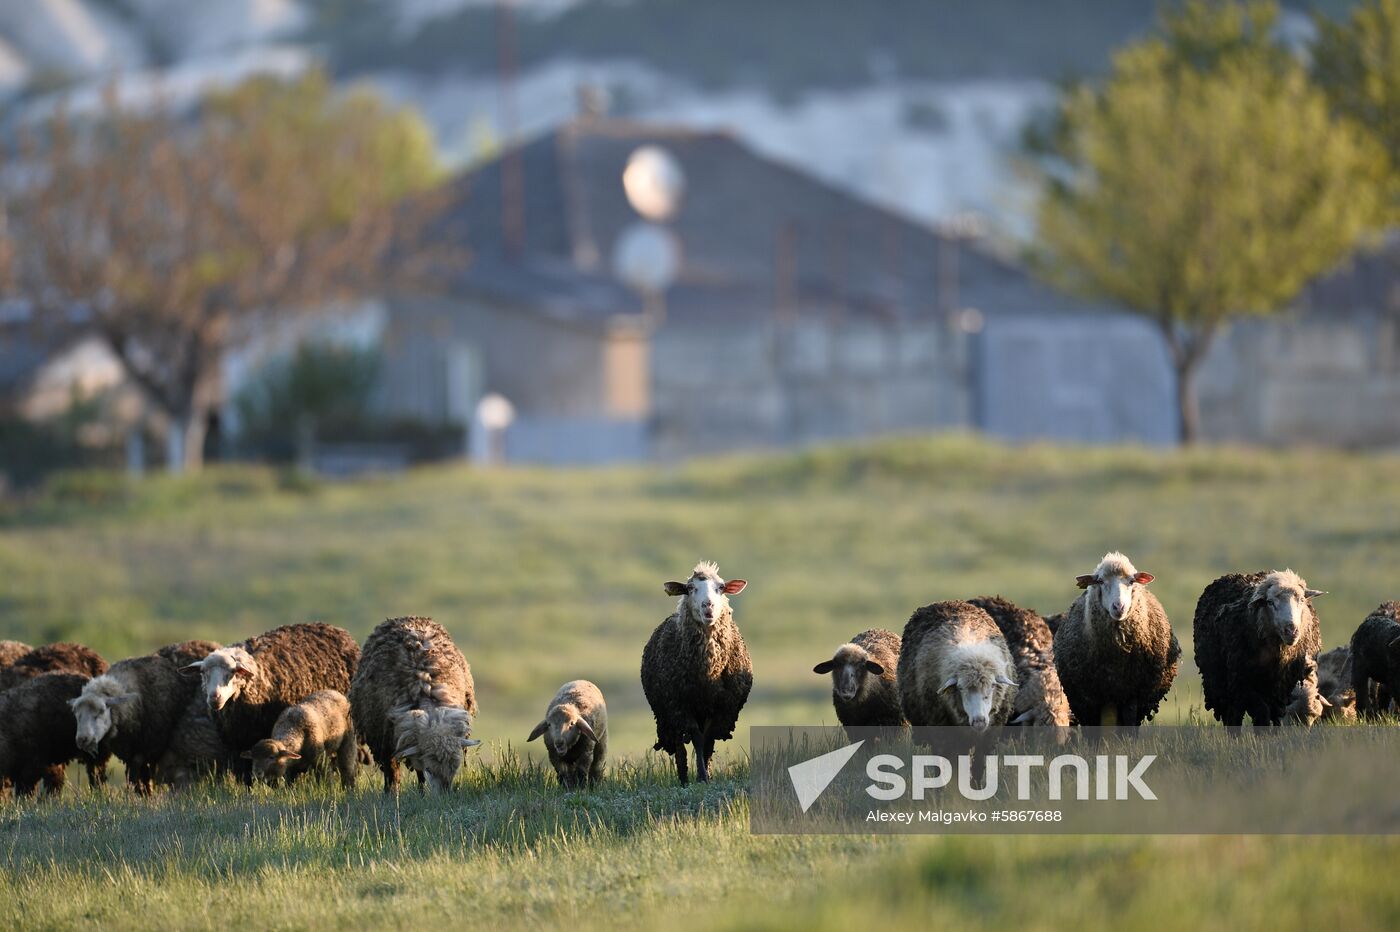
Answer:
[{"left": 2, "top": 435, "right": 1399, "bottom": 929}]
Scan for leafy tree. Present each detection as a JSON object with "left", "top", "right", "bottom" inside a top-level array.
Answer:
[
  {"left": 2, "top": 69, "right": 443, "bottom": 471},
  {"left": 1033, "top": 0, "right": 1386, "bottom": 443}
]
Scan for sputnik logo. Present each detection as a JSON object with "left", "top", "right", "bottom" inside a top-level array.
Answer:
[{"left": 788, "top": 740, "right": 864, "bottom": 813}]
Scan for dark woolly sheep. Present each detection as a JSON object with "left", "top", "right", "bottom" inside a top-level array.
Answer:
[
  {"left": 1193, "top": 569, "right": 1324, "bottom": 727},
  {"left": 897, "top": 601, "right": 1017, "bottom": 731},
  {"left": 1351, "top": 603, "right": 1400, "bottom": 719},
  {"left": 244, "top": 690, "right": 357, "bottom": 788},
  {"left": 153, "top": 701, "right": 232, "bottom": 788},
  {"left": 812, "top": 629, "right": 904, "bottom": 733},
  {"left": 70, "top": 640, "right": 220, "bottom": 794},
  {"left": 350, "top": 616, "right": 479, "bottom": 794},
  {"left": 527, "top": 680, "right": 608, "bottom": 789},
  {"left": 969, "top": 596, "right": 1071, "bottom": 729},
  {"left": 0, "top": 673, "right": 110, "bottom": 797},
  {"left": 1055, "top": 552, "right": 1179, "bottom": 727},
  {"left": 1315, "top": 646, "right": 1357, "bottom": 722},
  {"left": 182, "top": 623, "right": 359, "bottom": 782},
  {"left": 642, "top": 561, "right": 752, "bottom": 785},
  {"left": 0, "top": 642, "right": 107, "bottom": 691}
]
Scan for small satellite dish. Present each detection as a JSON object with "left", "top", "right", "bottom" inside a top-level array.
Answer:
[
  {"left": 622, "top": 146, "right": 685, "bottom": 221},
  {"left": 612, "top": 222, "right": 681, "bottom": 295}
]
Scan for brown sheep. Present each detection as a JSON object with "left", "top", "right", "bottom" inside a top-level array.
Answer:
[
  {"left": 641, "top": 561, "right": 752, "bottom": 785},
  {"left": 182, "top": 623, "right": 359, "bottom": 783},
  {"left": 969, "top": 596, "right": 1071, "bottom": 729},
  {"left": 0, "top": 640, "right": 33, "bottom": 669},
  {"left": 1315, "top": 646, "right": 1357, "bottom": 722},
  {"left": 0, "top": 642, "right": 107, "bottom": 691},
  {"left": 243, "top": 689, "right": 357, "bottom": 788},
  {"left": 0, "top": 673, "right": 110, "bottom": 797},
  {"left": 812, "top": 629, "right": 904, "bottom": 733},
  {"left": 350, "top": 617, "right": 479, "bottom": 794},
  {"left": 528, "top": 680, "right": 608, "bottom": 789}
]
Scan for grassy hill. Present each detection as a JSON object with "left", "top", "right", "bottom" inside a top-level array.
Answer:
[{"left": 2, "top": 436, "right": 1399, "bottom": 928}]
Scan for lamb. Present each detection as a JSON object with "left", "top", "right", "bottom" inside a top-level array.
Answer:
[
  {"left": 1284, "top": 654, "right": 1330, "bottom": 725},
  {"left": 69, "top": 640, "right": 220, "bottom": 794},
  {"left": 641, "top": 561, "right": 753, "bottom": 785},
  {"left": 1193, "top": 569, "right": 1324, "bottom": 727},
  {"left": 181, "top": 623, "right": 359, "bottom": 782},
  {"left": 1350, "top": 602, "right": 1400, "bottom": 719},
  {"left": 527, "top": 680, "right": 608, "bottom": 789},
  {"left": 153, "top": 701, "right": 232, "bottom": 788},
  {"left": 243, "top": 689, "right": 357, "bottom": 788},
  {"left": 897, "top": 601, "right": 1017, "bottom": 731},
  {"left": 350, "top": 616, "right": 479, "bottom": 794},
  {"left": 1054, "top": 552, "right": 1179, "bottom": 726},
  {"left": 0, "top": 673, "right": 110, "bottom": 796},
  {"left": 812, "top": 629, "right": 904, "bottom": 733},
  {"left": 1315, "top": 645, "right": 1357, "bottom": 722},
  {"left": 0, "top": 642, "right": 107, "bottom": 691},
  {"left": 969, "top": 596, "right": 1071, "bottom": 729}
]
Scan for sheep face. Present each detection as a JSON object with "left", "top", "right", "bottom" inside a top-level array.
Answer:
[
  {"left": 182, "top": 647, "right": 257, "bottom": 712},
  {"left": 939, "top": 644, "right": 1016, "bottom": 732},
  {"left": 527, "top": 704, "right": 597, "bottom": 759},
  {"left": 664, "top": 561, "right": 747, "bottom": 628},
  {"left": 69, "top": 688, "right": 130, "bottom": 756},
  {"left": 1076, "top": 551, "right": 1154, "bottom": 623},
  {"left": 391, "top": 707, "right": 480, "bottom": 793},
  {"left": 813, "top": 644, "right": 884, "bottom": 701},
  {"left": 242, "top": 739, "right": 300, "bottom": 783},
  {"left": 1249, "top": 570, "right": 1325, "bottom": 647}
]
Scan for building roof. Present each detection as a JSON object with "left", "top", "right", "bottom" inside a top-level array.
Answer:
[{"left": 435, "top": 117, "right": 1089, "bottom": 324}]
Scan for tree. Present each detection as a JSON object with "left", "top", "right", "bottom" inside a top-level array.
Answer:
[
  {"left": 1032, "top": 0, "right": 1387, "bottom": 443},
  {"left": 2, "top": 70, "right": 443, "bottom": 471}
]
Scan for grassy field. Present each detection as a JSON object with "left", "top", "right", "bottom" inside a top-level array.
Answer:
[{"left": 2, "top": 435, "right": 1400, "bottom": 929}]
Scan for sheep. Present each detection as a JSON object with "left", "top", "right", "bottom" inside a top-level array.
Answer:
[
  {"left": 969, "top": 596, "right": 1071, "bottom": 730},
  {"left": 896, "top": 600, "right": 1018, "bottom": 731},
  {"left": 181, "top": 623, "right": 359, "bottom": 782},
  {"left": 641, "top": 561, "right": 753, "bottom": 785},
  {"left": 69, "top": 640, "right": 220, "bottom": 795},
  {"left": 527, "top": 680, "right": 608, "bottom": 789},
  {"left": 1315, "top": 645, "right": 1357, "bottom": 722},
  {"left": 349, "top": 616, "right": 479, "bottom": 794},
  {"left": 1054, "top": 552, "right": 1179, "bottom": 727},
  {"left": 0, "top": 642, "right": 107, "bottom": 691},
  {"left": 1284, "top": 654, "right": 1330, "bottom": 725},
  {"left": 811, "top": 629, "right": 904, "bottom": 733},
  {"left": 0, "top": 673, "right": 110, "bottom": 797},
  {"left": 243, "top": 689, "right": 357, "bottom": 788},
  {"left": 153, "top": 701, "right": 232, "bottom": 789},
  {"left": 0, "top": 640, "right": 33, "bottom": 669},
  {"left": 1193, "top": 569, "right": 1324, "bottom": 727},
  {"left": 1350, "top": 602, "right": 1400, "bottom": 719}
]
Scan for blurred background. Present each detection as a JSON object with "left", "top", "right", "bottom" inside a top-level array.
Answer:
[{"left": 2, "top": 0, "right": 1400, "bottom": 751}]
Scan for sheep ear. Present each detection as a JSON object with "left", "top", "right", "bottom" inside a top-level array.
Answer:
[
  {"left": 1319, "top": 694, "right": 1334, "bottom": 708},
  {"left": 393, "top": 746, "right": 420, "bottom": 761},
  {"left": 1133, "top": 572, "right": 1154, "bottom": 585},
  {"left": 865, "top": 660, "right": 885, "bottom": 676},
  {"left": 939, "top": 677, "right": 958, "bottom": 694},
  {"left": 279, "top": 751, "right": 301, "bottom": 761},
  {"left": 723, "top": 579, "right": 747, "bottom": 595},
  {"left": 461, "top": 738, "right": 481, "bottom": 748},
  {"left": 1304, "top": 589, "right": 1327, "bottom": 599},
  {"left": 812, "top": 660, "right": 836, "bottom": 674},
  {"left": 1010, "top": 709, "right": 1035, "bottom": 725},
  {"left": 1075, "top": 575, "right": 1097, "bottom": 589},
  {"left": 995, "top": 675, "right": 1017, "bottom": 688},
  {"left": 664, "top": 581, "right": 688, "bottom": 596},
  {"left": 105, "top": 695, "right": 131, "bottom": 707},
  {"left": 527, "top": 721, "right": 548, "bottom": 742},
  {"left": 575, "top": 719, "right": 597, "bottom": 743},
  {"left": 233, "top": 666, "right": 253, "bottom": 679},
  {"left": 179, "top": 662, "right": 204, "bottom": 676}
]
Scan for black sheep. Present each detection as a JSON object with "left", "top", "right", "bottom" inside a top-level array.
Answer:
[
  {"left": 1350, "top": 602, "right": 1400, "bottom": 718},
  {"left": 0, "top": 673, "right": 110, "bottom": 796}
]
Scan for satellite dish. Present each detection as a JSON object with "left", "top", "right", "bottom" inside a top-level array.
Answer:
[
  {"left": 622, "top": 146, "right": 685, "bottom": 221},
  {"left": 612, "top": 222, "right": 681, "bottom": 295}
]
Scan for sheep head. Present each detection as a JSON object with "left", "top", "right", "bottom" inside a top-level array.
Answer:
[
  {"left": 664, "top": 561, "right": 746, "bottom": 629},
  {"left": 813, "top": 642, "right": 884, "bottom": 701},
  {"left": 182, "top": 646, "right": 257, "bottom": 712},
  {"left": 1248, "top": 570, "right": 1325, "bottom": 647},
  {"left": 242, "top": 739, "right": 301, "bottom": 783},
  {"left": 1075, "top": 551, "right": 1154, "bottom": 623},
  {"left": 527, "top": 703, "right": 598, "bottom": 760},
  {"left": 938, "top": 640, "right": 1017, "bottom": 732},
  {"left": 391, "top": 706, "right": 480, "bottom": 793},
  {"left": 69, "top": 676, "right": 132, "bottom": 756}
]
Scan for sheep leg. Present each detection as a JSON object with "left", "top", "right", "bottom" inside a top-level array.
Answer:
[
  {"left": 673, "top": 744, "right": 689, "bottom": 785},
  {"left": 1099, "top": 705, "right": 1119, "bottom": 727},
  {"left": 41, "top": 764, "right": 66, "bottom": 797},
  {"left": 336, "top": 740, "right": 358, "bottom": 790},
  {"left": 380, "top": 758, "right": 400, "bottom": 795},
  {"left": 692, "top": 737, "right": 709, "bottom": 783}
]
